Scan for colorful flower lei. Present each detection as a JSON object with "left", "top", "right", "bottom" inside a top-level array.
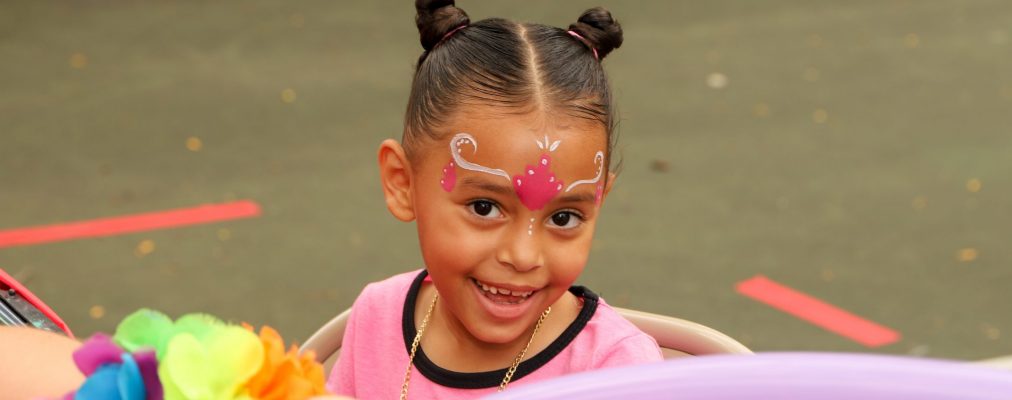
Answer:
[{"left": 66, "top": 309, "right": 330, "bottom": 400}]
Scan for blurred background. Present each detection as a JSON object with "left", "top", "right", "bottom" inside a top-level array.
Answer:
[{"left": 1, "top": 0, "right": 1009, "bottom": 361}]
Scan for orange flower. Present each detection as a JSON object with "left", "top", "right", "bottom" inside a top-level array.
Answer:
[{"left": 246, "top": 325, "right": 329, "bottom": 399}]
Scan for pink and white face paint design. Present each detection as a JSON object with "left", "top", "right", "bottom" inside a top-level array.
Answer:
[
  {"left": 442, "top": 133, "right": 512, "bottom": 193},
  {"left": 440, "top": 133, "right": 606, "bottom": 233},
  {"left": 440, "top": 161, "right": 457, "bottom": 192},
  {"left": 512, "top": 136, "right": 564, "bottom": 212},
  {"left": 564, "top": 151, "right": 606, "bottom": 206}
]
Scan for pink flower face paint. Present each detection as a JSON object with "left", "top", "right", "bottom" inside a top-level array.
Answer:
[
  {"left": 512, "top": 154, "right": 563, "bottom": 211},
  {"left": 440, "top": 161, "right": 456, "bottom": 192}
]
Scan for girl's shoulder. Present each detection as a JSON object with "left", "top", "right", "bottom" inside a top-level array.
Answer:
[
  {"left": 564, "top": 287, "right": 648, "bottom": 344},
  {"left": 575, "top": 296, "right": 664, "bottom": 366},
  {"left": 584, "top": 298, "right": 639, "bottom": 334},
  {"left": 349, "top": 269, "right": 424, "bottom": 314},
  {"left": 356, "top": 269, "right": 424, "bottom": 299}
]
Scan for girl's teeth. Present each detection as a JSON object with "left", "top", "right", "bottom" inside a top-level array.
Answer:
[{"left": 475, "top": 279, "right": 533, "bottom": 298}]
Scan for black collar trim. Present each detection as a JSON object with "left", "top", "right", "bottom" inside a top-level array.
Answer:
[{"left": 401, "top": 269, "right": 599, "bottom": 389}]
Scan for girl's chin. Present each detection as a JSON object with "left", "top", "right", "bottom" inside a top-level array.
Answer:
[{"left": 462, "top": 321, "right": 534, "bottom": 345}]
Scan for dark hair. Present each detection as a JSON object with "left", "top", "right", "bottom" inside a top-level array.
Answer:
[{"left": 406, "top": 0, "right": 623, "bottom": 171}]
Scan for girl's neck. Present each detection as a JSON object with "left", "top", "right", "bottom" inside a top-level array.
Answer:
[{"left": 415, "top": 283, "right": 581, "bottom": 373}]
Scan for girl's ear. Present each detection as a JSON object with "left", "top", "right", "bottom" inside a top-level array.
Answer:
[{"left": 378, "top": 139, "right": 416, "bottom": 222}]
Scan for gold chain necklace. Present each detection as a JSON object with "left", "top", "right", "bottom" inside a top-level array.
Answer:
[{"left": 400, "top": 292, "right": 552, "bottom": 400}]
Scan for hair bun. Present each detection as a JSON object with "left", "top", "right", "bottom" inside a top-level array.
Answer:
[
  {"left": 415, "top": 0, "right": 470, "bottom": 51},
  {"left": 568, "top": 7, "right": 623, "bottom": 59}
]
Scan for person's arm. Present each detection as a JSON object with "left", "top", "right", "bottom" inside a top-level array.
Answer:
[{"left": 0, "top": 327, "right": 83, "bottom": 398}]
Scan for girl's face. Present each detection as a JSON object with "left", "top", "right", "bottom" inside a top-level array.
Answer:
[{"left": 408, "top": 107, "right": 610, "bottom": 345}]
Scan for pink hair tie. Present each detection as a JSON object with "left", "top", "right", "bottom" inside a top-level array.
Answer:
[
  {"left": 567, "top": 30, "right": 599, "bottom": 60},
  {"left": 437, "top": 24, "right": 468, "bottom": 47}
]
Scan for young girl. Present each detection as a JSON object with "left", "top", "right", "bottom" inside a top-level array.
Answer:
[{"left": 328, "top": 1, "right": 663, "bottom": 398}]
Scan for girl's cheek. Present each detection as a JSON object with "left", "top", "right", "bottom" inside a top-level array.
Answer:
[
  {"left": 548, "top": 244, "right": 590, "bottom": 282},
  {"left": 550, "top": 236, "right": 595, "bottom": 277}
]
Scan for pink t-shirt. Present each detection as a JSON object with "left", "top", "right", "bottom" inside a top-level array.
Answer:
[{"left": 327, "top": 270, "right": 663, "bottom": 399}]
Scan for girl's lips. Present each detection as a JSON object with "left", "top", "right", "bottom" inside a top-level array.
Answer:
[{"left": 471, "top": 278, "right": 540, "bottom": 320}]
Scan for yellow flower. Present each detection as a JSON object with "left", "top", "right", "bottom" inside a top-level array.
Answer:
[{"left": 159, "top": 322, "right": 264, "bottom": 400}]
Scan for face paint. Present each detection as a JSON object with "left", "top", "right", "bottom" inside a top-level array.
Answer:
[
  {"left": 512, "top": 136, "right": 567, "bottom": 211},
  {"left": 565, "top": 151, "right": 606, "bottom": 205},
  {"left": 442, "top": 133, "right": 604, "bottom": 210},
  {"left": 440, "top": 161, "right": 457, "bottom": 192},
  {"left": 448, "top": 133, "right": 512, "bottom": 183},
  {"left": 513, "top": 154, "right": 562, "bottom": 211}
]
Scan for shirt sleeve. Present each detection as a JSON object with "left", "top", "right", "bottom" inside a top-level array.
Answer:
[{"left": 593, "top": 332, "right": 664, "bottom": 369}]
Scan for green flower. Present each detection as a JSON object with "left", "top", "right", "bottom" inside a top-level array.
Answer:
[{"left": 112, "top": 309, "right": 264, "bottom": 400}]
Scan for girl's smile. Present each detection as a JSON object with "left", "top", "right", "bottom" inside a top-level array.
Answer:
[
  {"left": 471, "top": 277, "right": 542, "bottom": 320},
  {"left": 471, "top": 278, "right": 538, "bottom": 300}
]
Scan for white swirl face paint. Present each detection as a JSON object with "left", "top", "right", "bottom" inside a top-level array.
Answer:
[
  {"left": 564, "top": 151, "right": 604, "bottom": 192},
  {"left": 565, "top": 151, "right": 605, "bottom": 205},
  {"left": 448, "top": 133, "right": 511, "bottom": 183}
]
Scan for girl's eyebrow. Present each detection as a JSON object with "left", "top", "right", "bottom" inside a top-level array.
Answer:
[
  {"left": 460, "top": 177, "right": 513, "bottom": 195},
  {"left": 557, "top": 191, "right": 597, "bottom": 204}
]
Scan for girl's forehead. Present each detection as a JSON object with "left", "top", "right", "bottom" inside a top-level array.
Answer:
[
  {"left": 437, "top": 112, "right": 608, "bottom": 172},
  {"left": 426, "top": 111, "right": 609, "bottom": 210}
]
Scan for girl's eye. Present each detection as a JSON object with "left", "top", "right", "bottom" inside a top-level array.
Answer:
[
  {"left": 468, "top": 200, "right": 502, "bottom": 218},
  {"left": 548, "top": 211, "right": 582, "bottom": 229}
]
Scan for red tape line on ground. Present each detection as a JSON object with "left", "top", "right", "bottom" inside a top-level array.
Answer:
[
  {"left": 0, "top": 200, "right": 261, "bottom": 248},
  {"left": 736, "top": 275, "right": 900, "bottom": 347}
]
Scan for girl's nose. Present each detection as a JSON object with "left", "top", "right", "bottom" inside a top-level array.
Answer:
[{"left": 496, "top": 221, "right": 543, "bottom": 272}]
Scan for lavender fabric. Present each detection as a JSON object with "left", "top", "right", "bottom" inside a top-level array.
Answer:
[{"left": 486, "top": 352, "right": 1012, "bottom": 400}]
